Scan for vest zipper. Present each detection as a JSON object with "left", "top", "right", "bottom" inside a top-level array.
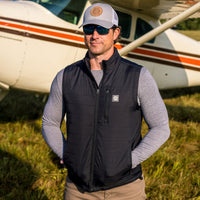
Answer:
[
  {"left": 89, "top": 88, "right": 99, "bottom": 191},
  {"left": 104, "top": 89, "right": 110, "bottom": 123}
]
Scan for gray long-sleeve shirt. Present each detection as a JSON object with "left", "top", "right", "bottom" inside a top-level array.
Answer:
[{"left": 42, "top": 67, "right": 170, "bottom": 168}]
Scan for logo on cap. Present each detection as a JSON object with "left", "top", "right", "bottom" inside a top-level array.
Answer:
[{"left": 90, "top": 6, "right": 103, "bottom": 17}]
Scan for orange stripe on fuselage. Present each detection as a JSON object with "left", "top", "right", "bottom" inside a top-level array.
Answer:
[
  {"left": 133, "top": 48, "right": 200, "bottom": 66},
  {"left": 0, "top": 20, "right": 84, "bottom": 42}
]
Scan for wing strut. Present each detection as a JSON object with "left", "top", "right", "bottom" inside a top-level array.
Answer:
[
  {"left": 119, "top": 2, "right": 200, "bottom": 56},
  {"left": 0, "top": 82, "right": 9, "bottom": 101}
]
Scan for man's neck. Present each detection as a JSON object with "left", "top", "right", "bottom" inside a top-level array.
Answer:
[
  {"left": 89, "top": 56, "right": 103, "bottom": 70},
  {"left": 89, "top": 48, "right": 114, "bottom": 70}
]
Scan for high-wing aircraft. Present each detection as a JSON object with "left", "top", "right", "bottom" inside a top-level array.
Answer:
[{"left": 0, "top": 0, "right": 200, "bottom": 101}]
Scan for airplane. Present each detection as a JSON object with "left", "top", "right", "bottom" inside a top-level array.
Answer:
[{"left": 0, "top": 0, "right": 200, "bottom": 101}]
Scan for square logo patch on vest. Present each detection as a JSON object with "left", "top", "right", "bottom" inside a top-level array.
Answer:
[{"left": 112, "top": 95, "right": 119, "bottom": 102}]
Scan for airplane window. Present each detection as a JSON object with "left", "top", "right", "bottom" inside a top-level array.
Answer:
[
  {"left": 135, "top": 18, "right": 155, "bottom": 43},
  {"left": 57, "top": 0, "right": 87, "bottom": 24},
  {"left": 27, "top": 0, "right": 87, "bottom": 25},
  {"left": 116, "top": 11, "right": 131, "bottom": 39}
]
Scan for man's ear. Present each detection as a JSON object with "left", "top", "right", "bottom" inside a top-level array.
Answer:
[{"left": 113, "top": 27, "right": 120, "bottom": 41}]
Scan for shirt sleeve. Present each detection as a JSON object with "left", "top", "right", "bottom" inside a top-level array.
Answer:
[
  {"left": 42, "top": 69, "right": 66, "bottom": 160},
  {"left": 131, "top": 67, "right": 170, "bottom": 168}
]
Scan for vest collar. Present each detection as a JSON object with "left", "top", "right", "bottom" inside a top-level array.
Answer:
[{"left": 84, "top": 48, "right": 121, "bottom": 73}]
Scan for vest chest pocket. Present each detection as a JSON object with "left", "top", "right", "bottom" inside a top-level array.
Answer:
[{"left": 97, "top": 87, "right": 136, "bottom": 124}]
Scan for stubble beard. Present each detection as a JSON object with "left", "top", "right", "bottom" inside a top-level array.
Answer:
[{"left": 87, "top": 42, "right": 114, "bottom": 58}]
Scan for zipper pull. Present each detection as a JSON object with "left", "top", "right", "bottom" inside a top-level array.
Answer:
[{"left": 106, "top": 89, "right": 110, "bottom": 94}]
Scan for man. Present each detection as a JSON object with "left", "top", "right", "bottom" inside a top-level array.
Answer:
[{"left": 42, "top": 3, "right": 170, "bottom": 200}]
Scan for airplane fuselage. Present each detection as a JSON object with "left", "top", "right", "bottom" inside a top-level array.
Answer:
[{"left": 0, "top": 0, "right": 200, "bottom": 96}]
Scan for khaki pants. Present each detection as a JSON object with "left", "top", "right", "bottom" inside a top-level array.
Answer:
[{"left": 63, "top": 177, "right": 147, "bottom": 200}]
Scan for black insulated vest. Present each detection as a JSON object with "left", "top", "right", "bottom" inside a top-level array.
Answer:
[{"left": 63, "top": 49, "right": 143, "bottom": 192}]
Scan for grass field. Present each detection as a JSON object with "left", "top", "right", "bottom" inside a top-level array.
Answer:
[
  {"left": 0, "top": 31, "right": 200, "bottom": 199},
  {"left": 177, "top": 30, "right": 200, "bottom": 41},
  {"left": 0, "top": 87, "right": 200, "bottom": 200}
]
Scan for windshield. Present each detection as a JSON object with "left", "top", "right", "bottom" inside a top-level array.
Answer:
[
  {"left": 135, "top": 18, "right": 155, "bottom": 43},
  {"left": 27, "top": 0, "right": 87, "bottom": 25}
]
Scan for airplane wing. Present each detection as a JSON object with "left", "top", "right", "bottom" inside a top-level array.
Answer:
[{"left": 102, "top": 0, "right": 200, "bottom": 18}]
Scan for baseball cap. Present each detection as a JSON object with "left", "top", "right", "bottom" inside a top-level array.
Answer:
[{"left": 79, "top": 3, "right": 118, "bottom": 29}]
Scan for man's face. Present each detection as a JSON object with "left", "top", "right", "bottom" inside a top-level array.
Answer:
[{"left": 84, "top": 25, "right": 120, "bottom": 58}]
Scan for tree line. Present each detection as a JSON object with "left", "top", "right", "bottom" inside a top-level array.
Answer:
[
  {"left": 161, "top": 18, "right": 200, "bottom": 30},
  {"left": 176, "top": 18, "right": 200, "bottom": 30}
]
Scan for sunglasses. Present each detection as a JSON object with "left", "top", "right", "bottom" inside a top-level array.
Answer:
[{"left": 83, "top": 25, "right": 110, "bottom": 35}]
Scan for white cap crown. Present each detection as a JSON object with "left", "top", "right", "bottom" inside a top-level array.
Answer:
[{"left": 80, "top": 3, "right": 118, "bottom": 29}]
